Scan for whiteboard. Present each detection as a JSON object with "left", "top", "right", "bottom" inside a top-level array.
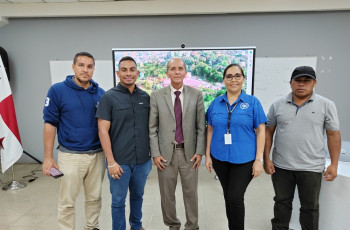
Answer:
[
  {"left": 49, "top": 60, "right": 114, "bottom": 92},
  {"left": 254, "top": 57, "right": 317, "bottom": 113},
  {"left": 252, "top": 57, "right": 317, "bottom": 159}
]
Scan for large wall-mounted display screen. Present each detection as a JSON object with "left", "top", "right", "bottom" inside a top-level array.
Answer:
[{"left": 112, "top": 47, "right": 255, "bottom": 109}]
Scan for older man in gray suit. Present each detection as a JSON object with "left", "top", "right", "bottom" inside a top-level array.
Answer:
[{"left": 149, "top": 58, "right": 206, "bottom": 230}]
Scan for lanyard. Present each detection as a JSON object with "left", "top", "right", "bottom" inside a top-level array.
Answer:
[{"left": 226, "top": 102, "right": 238, "bottom": 134}]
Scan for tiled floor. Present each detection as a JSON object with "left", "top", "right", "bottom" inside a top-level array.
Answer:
[{"left": 0, "top": 163, "right": 275, "bottom": 230}]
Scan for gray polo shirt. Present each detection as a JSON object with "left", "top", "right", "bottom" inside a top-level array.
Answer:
[{"left": 266, "top": 92, "right": 339, "bottom": 172}]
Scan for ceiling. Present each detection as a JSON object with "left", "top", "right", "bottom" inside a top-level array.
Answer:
[
  {"left": 0, "top": 0, "right": 350, "bottom": 21},
  {"left": 0, "top": 0, "right": 117, "bottom": 3}
]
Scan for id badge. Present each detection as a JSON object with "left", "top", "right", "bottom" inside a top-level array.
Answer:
[{"left": 224, "top": 134, "right": 232, "bottom": 145}]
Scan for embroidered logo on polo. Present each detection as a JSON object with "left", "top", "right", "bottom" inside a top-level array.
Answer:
[{"left": 240, "top": 103, "right": 249, "bottom": 109}]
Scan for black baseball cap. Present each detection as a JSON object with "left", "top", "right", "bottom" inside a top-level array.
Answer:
[{"left": 291, "top": 66, "right": 316, "bottom": 80}]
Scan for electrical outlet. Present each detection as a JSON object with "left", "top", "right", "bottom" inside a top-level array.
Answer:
[{"left": 341, "top": 148, "right": 346, "bottom": 154}]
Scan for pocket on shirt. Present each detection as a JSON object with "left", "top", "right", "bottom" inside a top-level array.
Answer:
[
  {"left": 236, "top": 111, "right": 253, "bottom": 119},
  {"left": 234, "top": 111, "right": 253, "bottom": 125},
  {"left": 135, "top": 102, "right": 150, "bottom": 109},
  {"left": 135, "top": 101, "right": 150, "bottom": 120},
  {"left": 211, "top": 112, "right": 226, "bottom": 117},
  {"left": 115, "top": 104, "right": 131, "bottom": 110},
  {"left": 312, "top": 112, "right": 325, "bottom": 125},
  {"left": 113, "top": 104, "right": 132, "bottom": 120}
]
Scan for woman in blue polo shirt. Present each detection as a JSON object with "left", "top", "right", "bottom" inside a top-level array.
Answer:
[{"left": 205, "top": 64, "right": 267, "bottom": 230}]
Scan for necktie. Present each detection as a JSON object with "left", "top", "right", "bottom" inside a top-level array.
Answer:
[{"left": 174, "top": 91, "right": 184, "bottom": 144}]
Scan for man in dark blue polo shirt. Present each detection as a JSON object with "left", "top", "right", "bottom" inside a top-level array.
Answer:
[{"left": 96, "top": 56, "right": 151, "bottom": 230}]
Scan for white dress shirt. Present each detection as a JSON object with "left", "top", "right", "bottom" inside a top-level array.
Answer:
[{"left": 170, "top": 84, "right": 184, "bottom": 110}]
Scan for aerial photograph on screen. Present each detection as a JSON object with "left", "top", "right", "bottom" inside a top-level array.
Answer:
[{"left": 113, "top": 48, "right": 255, "bottom": 110}]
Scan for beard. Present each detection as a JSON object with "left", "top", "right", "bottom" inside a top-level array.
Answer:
[{"left": 73, "top": 75, "right": 91, "bottom": 88}]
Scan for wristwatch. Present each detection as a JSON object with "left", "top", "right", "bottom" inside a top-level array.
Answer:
[{"left": 255, "top": 158, "right": 263, "bottom": 163}]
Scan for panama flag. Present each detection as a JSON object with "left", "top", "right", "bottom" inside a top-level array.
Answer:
[{"left": 0, "top": 56, "right": 23, "bottom": 173}]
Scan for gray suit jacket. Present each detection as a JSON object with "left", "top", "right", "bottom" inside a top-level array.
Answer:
[{"left": 149, "top": 85, "right": 206, "bottom": 165}]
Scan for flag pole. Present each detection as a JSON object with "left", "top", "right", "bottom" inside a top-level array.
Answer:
[
  {"left": 1, "top": 55, "right": 26, "bottom": 188},
  {"left": 2, "top": 165, "right": 26, "bottom": 191}
]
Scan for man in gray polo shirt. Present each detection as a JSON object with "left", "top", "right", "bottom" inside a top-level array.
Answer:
[{"left": 264, "top": 66, "right": 341, "bottom": 230}]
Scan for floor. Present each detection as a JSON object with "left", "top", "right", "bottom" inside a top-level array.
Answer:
[{"left": 0, "top": 163, "right": 275, "bottom": 230}]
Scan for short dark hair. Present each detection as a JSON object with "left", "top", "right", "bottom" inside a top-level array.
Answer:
[
  {"left": 73, "top": 52, "right": 95, "bottom": 65},
  {"left": 223, "top": 64, "right": 245, "bottom": 79},
  {"left": 118, "top": 56, "right": 137, "bottom": 66}
]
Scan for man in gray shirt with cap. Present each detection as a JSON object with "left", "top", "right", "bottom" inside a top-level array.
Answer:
[{"left": 264, "top": 66, "right": 341, "bottom": 230}]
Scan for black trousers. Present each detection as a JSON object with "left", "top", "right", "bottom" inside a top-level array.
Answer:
[
  {"left": 271, "top": 167, "right": 322, "bottom": 230},
  {"left": 211, "top": 155, "right": 254, "bottom": 230}
]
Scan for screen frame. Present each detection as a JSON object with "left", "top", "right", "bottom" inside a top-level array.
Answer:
[{"left": 112, "top": 46, "right": 256, "bottom": 95}]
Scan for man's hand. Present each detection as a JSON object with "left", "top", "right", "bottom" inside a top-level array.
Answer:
[
  {"left": 264, "top": 159, "right": 275, "bottom": 175},
  {"left": 153, "top": 156, "right": 167, "bottom": 170},
  {"left": 108, "top": 162, "right": 124, "bottom": 180},
  {"left": 324, "top": 164, "right": 338, "bottom": 181},
  {"left": 42, "top": 157, "right": 59, "bottom": 176},
  {"left": 43, "top": 123, "right": 57, "bottom": 176},
  {"left": 191, "top": 154, "right": 202, "bottom": 170}
]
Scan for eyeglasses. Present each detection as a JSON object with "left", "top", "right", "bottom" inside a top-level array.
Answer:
[{"left": 224, "top": 73, "right": 244, "bottom": 81}]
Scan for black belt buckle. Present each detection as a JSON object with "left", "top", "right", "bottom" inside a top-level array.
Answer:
[{"left": 174, "top": 143, "right": 184, "bottom": 149}]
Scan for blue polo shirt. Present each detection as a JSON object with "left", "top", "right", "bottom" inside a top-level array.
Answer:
[{"left": 206, "top": 91, "right": 267, "bottom": 164}]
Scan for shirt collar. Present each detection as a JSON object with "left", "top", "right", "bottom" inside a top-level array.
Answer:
[
  {"left": 286, "top": 91, "right": 315, "bottom": 103},
  {"left": 170, "top": 84, "right": 184, "bottom": 95},
  {"left": 220, "top": 90, "right": 248, "bottom": 104},
  {"left": 117, "top": 82, "right": 138, "bottom": 93}
]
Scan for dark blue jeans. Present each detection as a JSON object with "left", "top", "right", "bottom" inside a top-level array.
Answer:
[
  {"left": 271, "top": 167, "right": 322, "bottom": 230},
  {"left": 108, "top": 159, "right": 152, "bottom": 230},
  {"left": 212, "top": 156, "right": 254, "bottom": 230}
]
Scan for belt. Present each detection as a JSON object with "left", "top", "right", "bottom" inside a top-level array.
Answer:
[{"left": 174, "top": 143, "right": 184, "bottom": 149}]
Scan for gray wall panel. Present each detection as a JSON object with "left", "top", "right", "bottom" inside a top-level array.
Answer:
[{"left": 0, "top": 12, "right": 348, "bottom": 162}]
